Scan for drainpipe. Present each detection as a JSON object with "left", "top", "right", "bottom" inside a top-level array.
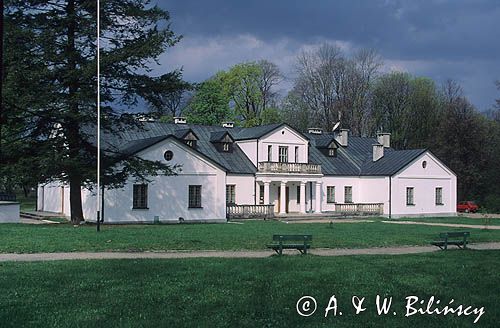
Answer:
[
  {"left": 388, "top": 175, "right": 392, "bottom": 219},
  {"left": 255, "top": 140, "right": 258, "bottom": 205},
  {"left": 309, "top": 182, "right": 313, "bottom": 212}
]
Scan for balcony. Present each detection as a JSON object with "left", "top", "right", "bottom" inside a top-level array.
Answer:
[{"left": 258, "top": 161, "right": 322, "bottom": 174}]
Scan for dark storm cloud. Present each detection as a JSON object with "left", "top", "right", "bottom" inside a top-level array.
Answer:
[{"left": 159, "top": 0, "right": 500, "bottom": 110}]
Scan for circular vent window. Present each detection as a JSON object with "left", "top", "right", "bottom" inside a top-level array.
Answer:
[
  {"left": 422, "top": 160, "right": 427, "bottom": 168},
  {"left": 164, "top": 150, "right": 173, "bottom": 161}
]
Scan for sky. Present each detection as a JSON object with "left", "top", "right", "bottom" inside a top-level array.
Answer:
[{"left": 156, "top": 0, "right": 500, "bottom": 111}]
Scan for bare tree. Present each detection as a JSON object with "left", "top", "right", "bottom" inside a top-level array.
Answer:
[{"left": 258, "top": 60, "right": 283, "bottom": 111}]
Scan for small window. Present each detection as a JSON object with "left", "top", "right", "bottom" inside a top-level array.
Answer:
[
  {"left": 344, "top": 186, "right": 352, "bottom": 203},
  {"left": 133, "top": 184, "right": 148, "bottom": 209},
  {"left": 435, "top": 187, "right": 443, "bottom": 205},
  {"left": 296, "top": 186, "right": 301, "bottom": 204},
  {"left": 226, "top": 185, "right": 236, "bottom": 205},
  {"left": 406, "top": 187, "right": 414, "bottom": 206},
  {"left": 328, "top": 148, "right": 337, "bottom": 157},
  {"left": 222, "top": 142, "right": 231, "bottom": 152},
  {"left": 278, "top": 146, "right": 288, "bottom": 163},
  {"left": 295, "top": 146, "right": 299, "bottom": 163},
  {"left": 422, "top": 161, "right": 427, "bottom": 168},
  {"left": 164, "top": 150, "right": 173, "bottom": 161},
  {"left": 327, "top": 186, "right": 335, "bottom": 203},
  {"left": 267, "top": 145, "right": 272, "bottom": 161},
  {"left": 185, "top": 140, "right": 196, "bottom": 148},
  {"left": 188, "top": 185, "right": 202, "bottom": 208}
]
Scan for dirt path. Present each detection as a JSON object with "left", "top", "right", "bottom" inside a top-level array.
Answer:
[
  {"left": 382, "top": 220, "right": 500, "bottom": 230},
  {"left": 1, "top": 242, "right": 500, "bottom": 262}
]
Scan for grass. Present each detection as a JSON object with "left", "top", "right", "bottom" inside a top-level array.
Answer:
[
  {"left": 389, "top": 216, "right": 500, "bottom": 226},
  {"left": 1, "top": 220, "right": 500, "bottom": 253},
  {"left": 0, "top": 250, "right": 498, "bottom": 327}
]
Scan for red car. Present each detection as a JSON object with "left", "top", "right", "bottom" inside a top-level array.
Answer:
[{"left": 457, "top": 201, "right": 479, "bottom": 213}]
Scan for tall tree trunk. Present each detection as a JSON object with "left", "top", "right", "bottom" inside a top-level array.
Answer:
[{"left": 66, "top": 0, "right": 85, "bottom": 224}]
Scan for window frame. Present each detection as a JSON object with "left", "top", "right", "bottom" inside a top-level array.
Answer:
[
  {"left": 294, "top": 146, "right": 299, "bottom": 163},
  {"left": 188, "top": 185, "right": 202, "bottom": 208},
  {"left": 226, "top": 185, "right": 236, "bottom": 205},
  {"left": 406, "top": 187, "right": 415, "bottom": 206},
  {"left": 344, "top": 186, "right": 353, "bottom": 203},
  {"left": 327, "top": 186, "right": 336, "bottom": 203},
  {"left": 132, "top": 184, "right": 148, "bottom": 209},
  {"left": 435, "top": 187, "right": 443, "bottom": 205},
  {"left": 267, "top": 145, "right": 272, "bottom": 161},
  {"left": 278, "top": 146, "right": 289, "bottom": 163}
]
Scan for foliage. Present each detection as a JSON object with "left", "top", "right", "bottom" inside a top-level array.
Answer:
[{"left": 2, "top": 0, "right": 185, "bottom": 223}]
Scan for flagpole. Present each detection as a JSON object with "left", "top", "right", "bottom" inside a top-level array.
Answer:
[{"left": 96, "top": 0, "right": 101, "bottom": 232}]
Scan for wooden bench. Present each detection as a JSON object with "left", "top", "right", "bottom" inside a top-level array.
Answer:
[
  {"left": 431, "top": 231, "right": 470, "bottom": 250},
  {"left": 267, "top": 234, "right": 312, "bottom": 255}
]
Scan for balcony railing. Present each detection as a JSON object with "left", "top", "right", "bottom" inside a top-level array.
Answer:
[
  {"left": 335, "top": 203, "right": 384, "bottom": 215},
  {"left": 258, "top": 162, "right": 322, "bottom": 174},
  {"left": 226, "top": 204, "right": 275, "bottom": 220}
]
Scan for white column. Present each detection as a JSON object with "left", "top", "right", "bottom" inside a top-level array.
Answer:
[
  {"left": 315, "top": 181, "right": 322, "bottom": 213},
  {"left": 280, "top": 181, "right": 287, "bottom": 214},
  {"left": 300, "top": 181, "right": 306, "bottom": 213},
  {"left": 263, "top": 181, "right": 270, "bottom": 205}
]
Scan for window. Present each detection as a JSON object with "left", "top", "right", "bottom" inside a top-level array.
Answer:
[
  {"left": 226, "top": 185, "right": 236, "bottom": 205},
  {"left": 132, "top": 184, "right": 148, "bottom": 209},
  {"left": 327, "top": 186, "right": 335, "bottom": 203},
  {"left": 267, "top": 145, "right": 272, "bottom": 161},
  {"left": 344, "top": 186, "right": 352, "bottom": 203},
  {"left": 222, "top": 142, "right": 231, "bottom": 152},
  {"left": 259, "top": 185, "right": 264, "bottom": 204},
  {"left": 435, "top": 187, "right": 443, "bottom": 205},
  {"left": 164, "top": 150, "right": 173, "bottom": 161},
  {"left": 188, "top": 185, "right": 202, "bottom": 208},
  {"left": 328, "top": 148, "right": 337, "bottom": 157},
  {"left": 296, "top": 186, "right": 301, "bottom": 204},
  {"left": 185, "top": 140, "right": 196, "bottom": 148},
  {"left": 406, "top": 187, "right": 414, "bottom": 206},
  {"left": 295, "top": 146, "right": 299, "bottom": 162},
  {"left": 278, "top": 146, "right": 288, "bottom": 163}
]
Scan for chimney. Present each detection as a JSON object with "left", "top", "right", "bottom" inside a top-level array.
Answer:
[
  {"left": 174, "top": 117, "right": 187, "bottom": 124},
  {"left": 373, "top": 143, "right": 384, "bottom": 161},
  {"left": 335, "top": 129, "right": 349, "bottom": 147},
  {"left": 377, "top": 133, "right": 391, "bottom": 148},
  {"left": 222, "top": 121, "right": 234, "bottom": 128},
  {"left": 308, "top": 127, "right": 323, "bottom": 135}
]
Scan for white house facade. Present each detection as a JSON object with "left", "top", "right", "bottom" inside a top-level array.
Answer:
[{"left": 38, "top": 120, "right": 457, "bottom": 222}]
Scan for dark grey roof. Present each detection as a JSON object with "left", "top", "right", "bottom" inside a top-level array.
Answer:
[
  {"left": 306, "top": 132, "right": 426, "bottom": 176},
  {"left": 100, "top": 122, "right": 427, "bottom": 176},
  {"left": 101, "top": 123, "right": 257, "bottom": 174}
]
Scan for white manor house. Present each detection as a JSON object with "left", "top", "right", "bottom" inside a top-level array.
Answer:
[{"left": 38, "top": 118, "right": 457, "bottom": 223}]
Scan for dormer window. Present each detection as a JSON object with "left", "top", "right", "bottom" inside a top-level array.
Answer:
[
  {"left": 210, "top": 131, "right": 234, "bottom": 153},
  {"left": 328, "top": 148, "right": 337, "bottom": 157},
  {"left": 185, "top": 140, "right": 196, "bottom": 148}
]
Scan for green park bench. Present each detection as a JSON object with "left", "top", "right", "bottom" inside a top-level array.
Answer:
[
  {"left": 267, "top": 234, "right": 312, "bottom": 255},
  {"left": 431, "top": 231, "right": 470, "bottom": 250}
]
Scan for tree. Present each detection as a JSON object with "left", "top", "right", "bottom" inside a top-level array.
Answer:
[
  {"left": 371, "top": 72, "right": 413, "bottom": 149},
  {"left": 185, "top": 74, "right": 231, "bottom": 125},
  {"left": 3, "top": 0, "right": 185, "bottom": 224},
  {"left": 257, "top": 59, "right": 283, "bottom": 112},
  {"left": 292, "top": 44, "right": 381, "bottom": 133}
]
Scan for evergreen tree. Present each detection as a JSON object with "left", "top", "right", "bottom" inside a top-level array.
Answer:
[{"left": 3, "top": 0, "right": 185, "bottom": 224}]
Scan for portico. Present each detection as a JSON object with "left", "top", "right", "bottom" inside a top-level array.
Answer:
[{"left": 257, "top": 178, "right": 323, "bottom": 214}]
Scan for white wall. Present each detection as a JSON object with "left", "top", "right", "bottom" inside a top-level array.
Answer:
[
  {"left": 321, "top": 177, "right": 361, "bottom": 211},
  {"left": 259, "top": 126, "right": 309, "bottom": 163},
  {"left": 98, "top": 138, "right": 226, "bottom": 223},
  {"left": 226, "top": 174, "right": 255, "bottom": 205},
  {"left": 391, "top": 152, "right": 456, "bottom": 217},
  {"left": 359, "top": 176, "right": 390, "bottom": 215},
  {"left": 0, "top": 202, "right": 20, "bottom": 223},
  {"left": 235, "top": 140, "right": 257, "bottom": 166},
  {"left": 38, "top": 182, "right": 70, "bottom": 215}
]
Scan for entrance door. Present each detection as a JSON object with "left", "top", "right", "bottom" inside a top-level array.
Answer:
[{"left": 277, "top": 186, "right": 290, "bottom": 213}]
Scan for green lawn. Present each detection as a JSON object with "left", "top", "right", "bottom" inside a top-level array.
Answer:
[
  {"left": 389, "top": 216, "right": 500, "bottom": 226},
  {"left": 0, "top": 251, "right": 498, "bottom": 327},
  {"left": 15, "top": 194, "right": 37, "bottom": 212},
  {"left": 1, "top": 220, "right": 500, "bottom": 253}
]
